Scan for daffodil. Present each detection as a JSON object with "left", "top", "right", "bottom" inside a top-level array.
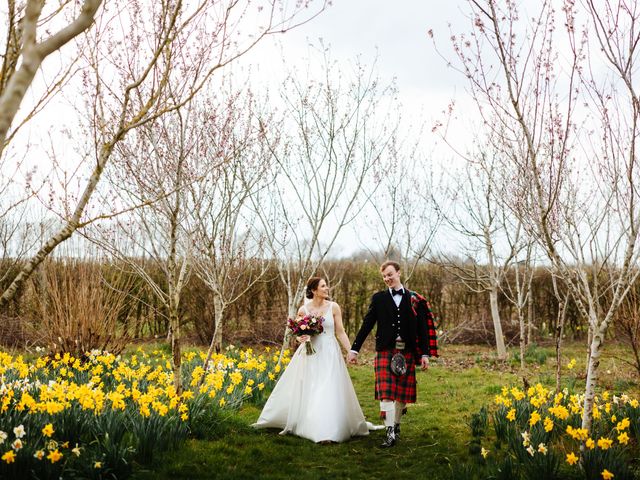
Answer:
[
  {"left": 42, "top": 423, "right": 54, "bottom": 438},
  {"left": 597, "top": 437, "right": 613, "bottom": 450},
  {"left": 480, "top": 447, "right": 489, "bottom": 459},
  {"left": 12, "top": 425, "right": 25, "bottom": 439},
  {"left": 2, "top": 450, "right": 15, "bottom": 464},
  {"left": 602, "top": 469, "right": 614, "bottom": 480},
  {"left": 46, "top": 449, "right": 62, "bottom": 463},
  {"left": 617, "top": 432, "right": 629, "bottom": 445},
  {"left": 566, "top": 452, "right": 578, "bottom": 465}
]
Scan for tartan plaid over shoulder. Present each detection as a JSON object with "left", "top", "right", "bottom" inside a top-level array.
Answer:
[{"left": 409, "top": 291, "right": 439, "bottom": 358}]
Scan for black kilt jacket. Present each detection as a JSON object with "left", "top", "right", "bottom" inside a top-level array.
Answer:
[{"left": 351, "top": 289, "right": 430, "bottom": 356}]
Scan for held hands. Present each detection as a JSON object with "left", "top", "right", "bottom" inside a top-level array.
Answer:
[
  {"left": 296, "top": 335, "right": 311, "bottom": 343},
  {"left": 346, "top": 351, "right": 358, "bottom": 365}
]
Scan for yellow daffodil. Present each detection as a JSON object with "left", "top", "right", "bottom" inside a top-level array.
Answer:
[
  {"left": 42, "top": 423, "right": 54, "bottom": 437},
  {"left": 47, "top": 449, "right": 62, "bottom": 463},
  {"left": 602, "top": 469, "right": 614, "bottom": 480},
  {"left": 2, "top": 450, "right": 15, "bottom": 464},
  {"left": 480, "top": 447, "right": 489, "bottom": 459},
  {"left": 566, "top": 452, "right": 578, "bottom": 465},
  {"left": 617, "top": 432, "right": 629, "bottom": 445},
  {"left": 597, "top": 438, "right": 613, "bottom": 450},
  {"left": 529, "top": 411, "right": 541, "bottom": 427}
]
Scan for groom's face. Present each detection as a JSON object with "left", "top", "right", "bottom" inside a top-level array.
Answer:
[{"left": 381, "top": 265, "right": 401, "bottom": 289}]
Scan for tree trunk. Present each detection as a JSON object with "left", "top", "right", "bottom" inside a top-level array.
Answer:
[
  {"left": 0, "top": 0, "right": 103, "bottom": 155},
  {"left": 489, "top": 287, "right": 507, "bottom": 359},
  {"left": 277, "top": 286, "right": 300, "bottom": 366},
  {"left": 0, "top": 139, "right": 116, "bottom": 307},
  {"left": 169, "top": 302, "right": 182, "bottom": 394},
  {"left": 201, "top": 293, "right": 225, "bottom": 379},
  {"left": 554, "top": 292, "right": 569, "bottom": 392},
  {"left": 519, "top": 309, "right": 526, "bottom": 370},
  {"left": 581, "top": 326, "right": 604, "bottom": 433},
  {"left": 527, "top": 291, "right": 533, "bottom": 346}
]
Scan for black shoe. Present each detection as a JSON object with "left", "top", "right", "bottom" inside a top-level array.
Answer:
[
  {"left": 380, "top": 426, "right": 396, "bottom": 448},
  {"left": 394, "top": 423, "right": 401, "bottom": 441}
]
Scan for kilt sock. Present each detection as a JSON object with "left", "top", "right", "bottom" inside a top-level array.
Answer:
[{"left": 380, "top": 400, "right": 395, "bottom": 427}]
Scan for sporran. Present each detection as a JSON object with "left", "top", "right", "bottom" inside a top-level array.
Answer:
[{"left": 390, "top": 352, "right": 407, "bottom": 376}]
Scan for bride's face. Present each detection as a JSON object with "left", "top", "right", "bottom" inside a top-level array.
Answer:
[{"left": 313, "top": 280, "right": 330, "bottom": 299}]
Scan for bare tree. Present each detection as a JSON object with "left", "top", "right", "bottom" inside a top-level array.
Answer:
[
  {"left": 441, "top": 0, "right": 640, "bottom": 434},
  {"left": 360, "top": 129, "right": 446, "bottom": 282},
  {"left": 91, "top": 103, "right": 201, "bottom": 392},
  {"left": 0, "top": 0, "right": 328, "bottom": 309},
  {"left": 252, "top": 55, "right": 398, "bottom": 360},
  {"left": 187, "top": 91, "right": 273, "bottom": 365},
  {"left": 192, "top": 147, "right": 269, "bottom": 372},
  {"left": 441, "top": 151, "right": 521, "bottom": 359},
  {"left": 502, "top": 240, "right": 536, "bottom": 370},
  {"left": 0, "top": 0, "right": 103, "bottom": 154}
]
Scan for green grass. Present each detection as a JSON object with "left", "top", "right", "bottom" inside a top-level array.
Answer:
[{"left": 129, "top": 342, "right": 640, "bottom": 480}]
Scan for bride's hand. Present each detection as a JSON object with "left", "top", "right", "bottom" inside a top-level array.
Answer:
[{"left": 296, "top": 335, "right": 311, "bottom": 343}]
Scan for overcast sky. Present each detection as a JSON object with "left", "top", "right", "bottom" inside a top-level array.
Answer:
[{"left": 235, "top": 1, "right": 476, "bottom": 139}]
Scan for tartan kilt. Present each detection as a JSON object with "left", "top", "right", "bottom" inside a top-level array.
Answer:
[{"left": 374, "top": 349, "right": 417, "bottom": 404}]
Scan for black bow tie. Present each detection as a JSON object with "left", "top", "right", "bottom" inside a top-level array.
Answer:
[{"left": 391, "top": 289, "right": 403, "bottom": 296}]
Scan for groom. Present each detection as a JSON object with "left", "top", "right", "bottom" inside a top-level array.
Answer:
[{"left": 347, "top": 260, "right": 437, "bottom": 448}]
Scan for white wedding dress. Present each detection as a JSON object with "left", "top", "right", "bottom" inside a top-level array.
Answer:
[{"left": 253, "top": 302, "right": 372, "bottom": 443}]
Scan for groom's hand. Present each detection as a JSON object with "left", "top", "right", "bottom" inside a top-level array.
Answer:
[
  {"left": 420, "top": 356, "right": 430, "bottom": 370},
  {"left": 346, "top": 351, "right": 358, "bottom": 365}
]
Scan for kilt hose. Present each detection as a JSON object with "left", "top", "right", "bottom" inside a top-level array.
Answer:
[{"left": 374, "top": 349, "right": 417, "bottom": 404}]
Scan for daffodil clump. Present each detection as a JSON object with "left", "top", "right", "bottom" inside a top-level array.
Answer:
[
  {"left": 476, "top": 382, "right": 639, "bottom": 479},
  {"left": 0, "top": 346, "right": 289, "bottom": 479}
]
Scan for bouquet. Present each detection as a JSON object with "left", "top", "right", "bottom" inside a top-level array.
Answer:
[{"left": 287, "top": 314, "right": 325, "bottom": 355}]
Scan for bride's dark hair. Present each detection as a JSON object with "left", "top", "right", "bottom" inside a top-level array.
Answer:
[{"left": 305, "top": 277, "right": 324, "bottom": 299}]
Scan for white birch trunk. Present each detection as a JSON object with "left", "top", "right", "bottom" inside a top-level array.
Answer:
[{"left": 489, "top": 287, "right": 507, "bottom": 359}]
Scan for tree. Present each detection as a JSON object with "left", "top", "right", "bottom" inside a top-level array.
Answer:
[
  {"left": 187, "top": 89, "right": 273, "bottom": 364},
  {"left": 0, "top": 0, "right": 103, "bottom": 154},
  {"left": 255, "top": 54, "right": 399, "bottom": 317},
  {"left": 0, "top": 0, "right": 329, "bottom": 309},
  {"left": 442, "top": 0, "right": 640, "bottom": 434},
  {"left": 441, "top": 150, "right": 522, "bottom": 360},
  {"left": 252, "top": 54, "right": 399, "bottom": 362},
  {"left": 360, "top": 127, "right": 445, "bottom": 282}
]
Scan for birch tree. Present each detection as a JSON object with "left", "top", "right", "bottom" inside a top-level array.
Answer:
[
  {"left": 442, "top": 0, "right": 640, "bottom": 434},
  {"left": 255, "top": 56, "right": 399, "bottom": 322},
  {"left": 0, "top": 0, "right": 103, "bottom": 154},
  {"left": 442, "top": 152, "right": 521, "bottom": 359},
  {"left": 92, "top": 104, "right": 201, "bottom": 392},
  {"left": 188, "top": 90, "right": 273, "bottom": 364},
  {"left": 0, "top": 0, "right": 328, "bottom": 309},
  {"left": 361, "top": 131, "right": 446, "bottom": 282}
]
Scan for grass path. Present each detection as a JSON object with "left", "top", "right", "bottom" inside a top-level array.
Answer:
[{"left": 130, "top": 343, "right": 639, "bottom": 480}]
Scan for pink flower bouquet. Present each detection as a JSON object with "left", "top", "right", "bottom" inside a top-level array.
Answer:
[{"left": 287, "top": 314, "right": 325, "bottom": 355}]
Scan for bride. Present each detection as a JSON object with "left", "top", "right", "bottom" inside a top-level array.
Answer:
[{"left": 252, "top": 276, "right": 374, "bottom": 443}]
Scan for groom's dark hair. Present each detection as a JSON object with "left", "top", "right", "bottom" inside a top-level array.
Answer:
[
  {"left": 305, "top": 276, "right": 324, "bottom": 299},
  {"left": 380, "top": 261, "right": 400, "bottom": 272}
]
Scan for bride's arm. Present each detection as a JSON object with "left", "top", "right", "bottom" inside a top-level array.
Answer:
[{"left": 332, "top": 303, "right": 352, "bottom": 353}]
